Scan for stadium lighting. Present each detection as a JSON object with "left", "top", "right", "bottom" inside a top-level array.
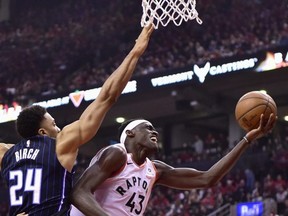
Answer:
[{"left": 116, "top": 117, "right": 125, "bottom": 123}]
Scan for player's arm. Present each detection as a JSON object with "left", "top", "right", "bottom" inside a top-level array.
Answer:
[
  {"left": 70, "top": 146, "right": 127, "bottom": 216},
  {"left": 155, "top": 113, "right": 276, "bottom": 189},
  {"left": 0, "top": 143, "right": 14, "bottom": 149},
  {"left": 56, "top": 25, "right": 154, "bottom": 170},
  {"left": 0, "top": 143, "right": 14, "bottom": 170}
]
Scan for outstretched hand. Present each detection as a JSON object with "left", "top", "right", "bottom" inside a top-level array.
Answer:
[
  {"left": 133, "top": 24, "right": 154, "bottom": 56},
  {"left": 246, "top": 113, "right": 277, "bottom": 142}
]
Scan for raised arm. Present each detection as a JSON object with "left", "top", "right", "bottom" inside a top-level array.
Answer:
[
  {"left": 77, "top": 24, "right": 153, "bottom": 140},
  {"left": 56, "top": 25, "right": 154, "bottom": 171},
  {"left": 70, "top": 146, "right": 127, "bottom": 216},
  {"left": 155, "top": 113, "right": 276, "bottom": 189}
]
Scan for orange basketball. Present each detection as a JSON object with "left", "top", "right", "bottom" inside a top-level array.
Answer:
[{"left": 235, "top": 91, "right": 277, "bottom": 131}]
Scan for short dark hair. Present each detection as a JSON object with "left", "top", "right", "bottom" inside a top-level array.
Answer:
[
  {"left": 117, "top": 118, "right": 144, "bottom": 141},
  {"left": 16, "top": 105, "right": 47, "bottom": 139}
]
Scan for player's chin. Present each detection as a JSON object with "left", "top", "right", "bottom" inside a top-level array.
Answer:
[
  {"left": 150, "top": 142, "right": 159, "bottom": 151},
  {"left": 143, "top": 140, "right": 158, "bottom": 153}
]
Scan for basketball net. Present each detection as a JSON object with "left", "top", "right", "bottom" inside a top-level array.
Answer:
[{"left": 141, "top": 0, "right": 202, "bottom": 29}]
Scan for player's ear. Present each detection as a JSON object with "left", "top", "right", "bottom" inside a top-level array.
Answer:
[
  {"left": 38, "top": 128, "right": 46, "bottom": 136},
  {"left": 126, "top": 130, "right": 135, "bottom": 138}
]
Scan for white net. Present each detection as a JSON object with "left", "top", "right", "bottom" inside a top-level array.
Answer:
[{"left": 141, "top": 0, "right": 202, "bottom": 29}]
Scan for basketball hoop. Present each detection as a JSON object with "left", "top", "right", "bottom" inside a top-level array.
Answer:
[{"left": 141, "top": 0, "right": 202, "bottom": 29}]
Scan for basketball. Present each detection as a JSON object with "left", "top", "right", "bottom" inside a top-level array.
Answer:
[{"left": 235, "top": 91, "right": 277, "bottom": 131}]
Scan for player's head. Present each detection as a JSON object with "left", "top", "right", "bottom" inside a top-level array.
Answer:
[
  {"left": 118, "top": 118, "right": 159, "bottom": 153},
  {"left": 16, "top": 105, "right": 60, "bottom": 139}
]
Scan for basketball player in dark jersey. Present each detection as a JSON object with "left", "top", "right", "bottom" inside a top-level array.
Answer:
[
  {"left": 0, "top": 25, "right": 154, "bottom": 216},
  {"left": 70, "top": 113, "right": 276, "bottom": 216}
]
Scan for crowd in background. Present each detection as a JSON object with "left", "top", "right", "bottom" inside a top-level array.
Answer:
[
  {"left": 1, "top": 0, "right": 288, "bottom": 215},
  {"left": 2, "top": 126, "right": 288, "bottom": 215},
  {"left": 0, "top": 0, "right": 288, "bottom": 107}
]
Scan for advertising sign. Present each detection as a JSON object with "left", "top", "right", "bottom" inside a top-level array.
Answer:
[{"left": 237, "top": 202, "right": 263, "bottom": 216}]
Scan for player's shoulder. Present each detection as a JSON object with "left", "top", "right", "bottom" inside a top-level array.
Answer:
[
  {"left": 111, "top": 143, "right": 126, "bottom": 152},
  {"left": 92, "top": 143, "right": 126, "bottom": 163},
  {"left": 90, "top": 144, "right": 127, "bottom": 170},
  {"left": 102, "top": 143, "right": 126, "bottom": 155}
]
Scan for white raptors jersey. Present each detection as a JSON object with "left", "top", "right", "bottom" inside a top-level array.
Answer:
[{"left": 70, "top": 143, "right": 157, "bottom": 216}]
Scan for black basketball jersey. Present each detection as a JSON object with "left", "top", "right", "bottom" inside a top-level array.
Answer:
[{"left": 1, "top": 135, "right": 73, "bottom": 216}]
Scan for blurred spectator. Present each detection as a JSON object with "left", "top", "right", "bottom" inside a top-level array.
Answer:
[
  {"left": 200, "top": 188, "right": 215, "bottom": 213},
  {"left": 275, "top": 185, "right": 288, "bottom": 214},
  {"left": 192, "top": 134, "right": 204, "bottom": 155},
  {"left": 263, "top": 174, "right": 276, "bottom": 198},
  {"left": 283, "top": 198, "right": 288, "bottom": 216},
  {"left": 245, "top": 168, "right": 256, "bottom": 193}
]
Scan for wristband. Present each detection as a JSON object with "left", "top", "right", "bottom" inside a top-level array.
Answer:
[{"left": 243, "top": 136, "right": 250, "bottom": 144}]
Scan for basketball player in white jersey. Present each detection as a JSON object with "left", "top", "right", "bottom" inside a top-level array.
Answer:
[{"left": 70, "top": 114, "right": 276, "bottom": 216}]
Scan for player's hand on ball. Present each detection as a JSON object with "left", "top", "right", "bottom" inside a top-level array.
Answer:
[{"left": 245, "top": 113, "right": 277, "bottom": 142}]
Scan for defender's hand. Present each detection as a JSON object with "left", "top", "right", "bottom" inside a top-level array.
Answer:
[{"left": 133, "top": 24, "right": 154, "bottom": 56}]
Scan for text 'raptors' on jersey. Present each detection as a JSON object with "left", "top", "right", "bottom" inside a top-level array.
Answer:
[{"left": 116, "top": 176, "right": 150, "bottom": 196}]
